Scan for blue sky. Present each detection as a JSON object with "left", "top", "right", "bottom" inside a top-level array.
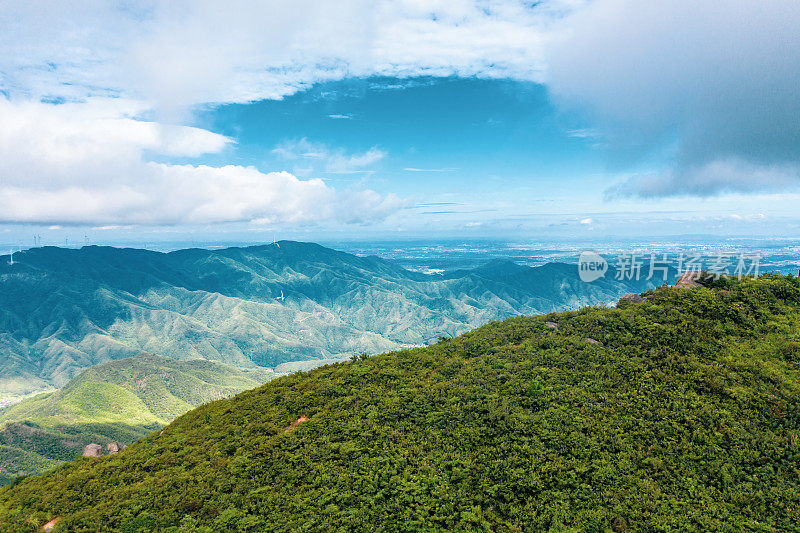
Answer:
[
  {"left": 0, "top": 1, "right": 798, "bottom": 246},
  {"left": 196, "top": 78, "right": 598, "bottom": 194}
]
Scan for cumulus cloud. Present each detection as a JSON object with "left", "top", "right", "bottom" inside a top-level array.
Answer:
[
  {"left": 547, "top": 0, "right": 800, "bottom": 197},
  {"left": 0, "top": 98, "right": 231, "bottom": 188},
  {"left": 0, "top": 99, "right": 399, "bottom": 225}
]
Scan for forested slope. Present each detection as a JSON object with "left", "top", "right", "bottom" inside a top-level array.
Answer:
[
  {"left": 0, "top": 355, "right": 274, "bottom": 485},
  {"left": 2, "top": 275, "right": 798, "bottom": 531}
]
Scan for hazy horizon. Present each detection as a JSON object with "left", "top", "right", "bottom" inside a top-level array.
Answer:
[{"left": 3, "top": 236, "right": 798, "bottom": 277}]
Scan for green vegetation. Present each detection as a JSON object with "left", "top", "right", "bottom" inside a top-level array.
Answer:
[
  {"left": 0, "top": 242, "right": 671, "bottom": 401},
  {"left": 0, "top": 422, "right": 155, "bottom": 486},
  {"left": 1, "top": 354, "right": 274, "bottom": 427},
  {"left": 3, "top": 275, "right": 798, "bottom": 531},
  {"left": 0, "top": 354, "right": 274, "bottom": 485},
  {"left": 0, "top": 446, "right": 59, "bottom": 487}
]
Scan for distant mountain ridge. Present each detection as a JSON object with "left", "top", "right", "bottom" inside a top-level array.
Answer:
[{"left": 0, "top": 241, "right": 673, "bottom": 400}]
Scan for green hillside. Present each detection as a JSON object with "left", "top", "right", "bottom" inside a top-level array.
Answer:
[
  {"left": 0, "top": 446, "right": 58, "bottom": 487},
  {"left": 0, "top": 354, "right": 274, "bottom": 485},
  {"left": 0, "top": 422, "right": 154, "bottom": 487},
  {"left": 1, "top": 275, "right": 798, "bottom": 531},
  {"left": 1, "top": 354, "right": 275, "bottom": 427},
  {"left": 0, "top": 242, "right": 672, "bottom": 401}
]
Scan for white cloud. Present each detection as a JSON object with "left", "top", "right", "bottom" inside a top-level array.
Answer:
[
  {"left": 730, "top": 214, "right": 765, "bottom": 222},
  {"left": 326, "top": 147, "right": 386, "bottom": 174},
  {"left": 403, "top": 168, "right": 458, "bottom": 172},
  {"left": 272, "top": 138, "right": 386, "bottom": 175},
  {"left": 565, "top": 129, "right": 597, "bottom": 139},
  {"left": 0, "top": 98, "right": 231, "bottom": 190},
  {"left": 579, "top": 217, "right": 592, "bottom": 225},
  {"left": 0, "top": 162, "right": 401, "bottom": 226},
  {"left": 0, "top": 0, "right": 576, "bottom": 109},
  {"left": 0, "top": 99, "right": 400, "bottom": 225}
]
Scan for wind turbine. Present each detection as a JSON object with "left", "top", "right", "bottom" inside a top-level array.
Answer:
[{"left": 276, "top": 290, "right": 285, "bottom": 302}]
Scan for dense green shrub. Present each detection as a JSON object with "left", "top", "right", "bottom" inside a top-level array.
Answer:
[{"left": 1, "top": 275, "right": 799, "bottom": 531}]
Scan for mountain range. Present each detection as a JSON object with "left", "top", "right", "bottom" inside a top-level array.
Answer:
[
  {"left": 1, "top": 274, "right": 797, "bottom": 530},
  {"left": 0, "top": 241, "right": 673, "bottom": 402}
]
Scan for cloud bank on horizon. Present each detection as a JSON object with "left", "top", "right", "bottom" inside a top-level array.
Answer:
[{"left": 0, "top": 0, "right": 798, "bottom": 229}]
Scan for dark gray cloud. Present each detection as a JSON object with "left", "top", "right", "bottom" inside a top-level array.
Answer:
[
  {"left": 548, "top": 0, "right": 800, "bottom": 197},
  {"left": 605, "top": 160, "right": 800, "bottom": 199}
]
